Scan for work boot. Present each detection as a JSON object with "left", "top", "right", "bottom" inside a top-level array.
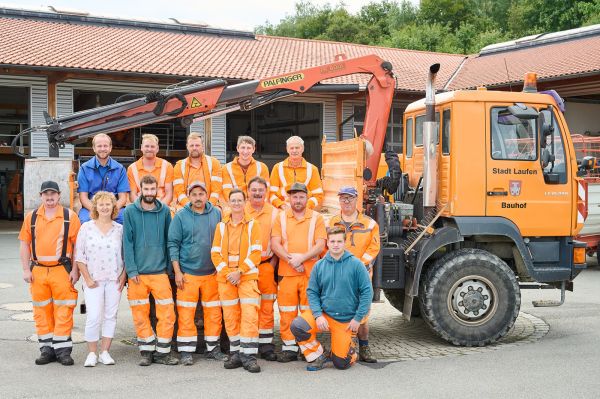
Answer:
[
  {"left": 153, "top": 353, "right": 179, "bottom": 365},
  {"left": 56, "top": 353, "right": 74, "bottom": 366},
  {"left": 224, "top": 352, "right": 243, "bottom": 369},
  {"left": 243, "top": 358, "right": 261, "bottom": 373},
  {"left": 180, "top": 352, "right": 194, "bottom": 366},
  {"left": 359, "top": 345, "right": 377, "bottom": 363},
  {"left": 35, "top": 348, "right": 56, "bottom": 365},
  {"left": 139, "top": 351, "right": 153, "bottom": 366},
  {"left": 261, "top": 351, "right": 278, "bottom": 361},
  {"left": 306, "top": 354, "right": 330, "bottom": 371},
  {"left": 277, "top": 351, "right": 298, "bottom": 363},
  {"left": 205, "top": 346, "right": 226, "bottom": 361}
]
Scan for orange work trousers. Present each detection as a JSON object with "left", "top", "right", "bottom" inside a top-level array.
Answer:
[
  {"left": 30, "top": 266, "right": 78, "bottom": 356},
  {"left": 128, "top": 274, "right": 176, "bottom": 354},
  {"left": 277, "top": 275, "right": 310, "bottom": 353},
  {"left": 176, "top": 273, "right": 222, "bottom": 353},
  {"left": 258, "top": 261, "right": 277, "bottom": 354},
  {"left": 291, "top": 310, "right": 359, "bottom": 370},
  {"left": 218, "top": 279, "right": 260, "bottom": 356}
]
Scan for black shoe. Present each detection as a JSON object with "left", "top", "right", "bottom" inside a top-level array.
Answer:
[
  {"left": 224, "top": 353, "right": 243, "bottom": 369},
  {"left": 243, "top": 358, "right": 261, "bottom": 373},
  {"left": 205, "top": 347, "right": 227, "bottom": 361},
  {"left": 139, "top": 351, "right": 153, "bottom": 366},
  {"left": 261, "top": 351, "right": 278, "bottom": 361},
  {"left": 306, "top": 354, "right": 330, "bottom": 371},
  {"left": 153, "top": 353, "right": 179, "bottom": 365},
  {"left": 277, "top": 351, "right": 298, "bottom": 363},
  {"left": 56, "top": 354, "right": 74, "bottom": 366},
  {"left": 35, "top": 351, "right": 56, "bottom": 365},
  {"left": 180, "top": 352, "right": 194, "bottom": 366},
  {"left": 359, "top": 345, "right": 377, "bottom": 363}
]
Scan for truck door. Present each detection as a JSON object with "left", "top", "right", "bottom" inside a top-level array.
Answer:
[{"left": 486, "top": 104, "right": 571, "bottom": 236}]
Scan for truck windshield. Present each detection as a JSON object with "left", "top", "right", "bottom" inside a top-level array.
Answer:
[{"left": 491, "top": 107, "right": 537, "bottom": 161}]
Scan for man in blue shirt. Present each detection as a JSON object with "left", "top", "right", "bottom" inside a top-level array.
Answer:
[
  {"left": 290, "top": 226, "right": 373, "bottom": 371},
  {"left": 77, "top": 134, "right": 129, "bottom": 224}
]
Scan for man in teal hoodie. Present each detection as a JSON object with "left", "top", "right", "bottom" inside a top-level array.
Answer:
[
  {"left": 168, "top": 181, "right": 226, "bottom": 365},
  {"left": 123, "top": 175, "right": 178, "bottom": 366},
  {"left": 290, "top": 226, "right": 373, "bottom": 371}
]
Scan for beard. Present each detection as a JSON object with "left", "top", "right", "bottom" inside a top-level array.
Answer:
[
  {"left": 142, "top": 195, "right": 156, "bottom": 204},
  {"left": 292, "top": 202, "right": 305, "bottom": 212}
]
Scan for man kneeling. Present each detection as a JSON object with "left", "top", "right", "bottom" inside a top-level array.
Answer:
[{"left": 290, "top": 226, "right": 373, "bottom": 371}]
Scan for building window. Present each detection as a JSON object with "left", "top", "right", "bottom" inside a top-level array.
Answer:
[
  {"left": 353, "top": 105, "right": 404, "bottom": 153},
  {"left": 0, "top": 86, "right": 29, "bottom": 148}
]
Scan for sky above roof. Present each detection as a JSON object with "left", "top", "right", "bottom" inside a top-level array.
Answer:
[{"left": 4, "top": 0, "right": 419, "bottom": 32}]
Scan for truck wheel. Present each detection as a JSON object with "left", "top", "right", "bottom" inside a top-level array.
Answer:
[
  {"left": 384, "top": 290, "right": 420, "bottom": 317},
  {"left": 419, "top": 248, "right": 520, "bottom": 346}
]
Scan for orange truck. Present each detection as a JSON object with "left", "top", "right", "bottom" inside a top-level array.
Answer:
[{"left": 13, "top": 55, "right": 592, "bottom": 347}]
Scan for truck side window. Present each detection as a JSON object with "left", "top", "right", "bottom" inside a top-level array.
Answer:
[
  {"left": 415, "top": 112, "right": 439, "bottom": 147},
  {"left": 491, "top": 107, "right": 537, "bottom": 161},
  {"left": 541, "top": 108, "right": 567, "bottom": 184},
  {"left": 442, "top": 109, "right": 450, "bottom": 155},
  {"left": 406, "top": 117, "right": 413, "bottom": 158}
]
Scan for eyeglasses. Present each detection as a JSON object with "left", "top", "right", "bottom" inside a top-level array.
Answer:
[
  {"left": 230, "top": 199, "right": 245, "bottom": 204},
  {"left": 339, "top": 196, "right": 356, "bottom": 203}
]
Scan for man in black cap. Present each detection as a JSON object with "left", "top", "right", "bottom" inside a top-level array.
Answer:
[{"left": 18, "top": 181, "right": 81, "bottom": 365}]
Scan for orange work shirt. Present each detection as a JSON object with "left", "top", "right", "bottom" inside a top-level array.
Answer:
[
  {"left": 127, "top": 157, "right": 174, "bottom": 200},
  {"left": 245, "top": 202, "right": 278, "bottom": 261}
]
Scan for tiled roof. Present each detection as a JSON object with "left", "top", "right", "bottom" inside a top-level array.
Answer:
[
  {"left": 0, "top": 16, "right": 465, "bottom": 92},
  {"left": 448, "top": 34, "right": 600, "bottom": 90}
]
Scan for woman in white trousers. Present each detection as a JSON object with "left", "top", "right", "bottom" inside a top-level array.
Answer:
[{"left": 75, "top": 191, "right": 126, "bottom": 367}]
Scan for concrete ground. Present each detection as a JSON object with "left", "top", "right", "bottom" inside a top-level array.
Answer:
[{"left": 0, "top": 232, "right": 599, "bottom": 399}]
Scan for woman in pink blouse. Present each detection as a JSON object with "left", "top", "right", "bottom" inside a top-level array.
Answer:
[{"left": 75, "top": 191, "right": 126, "bottom": 367}]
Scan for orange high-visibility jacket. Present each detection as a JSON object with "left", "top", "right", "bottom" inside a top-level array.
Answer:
[
  {"left": 211, "top": 214, "right": 262, "bottom": 283},
  {"left": 244, "top": 202, "right": 278, "bottom": 262},
  {"left": 329, "top": 213, "right": 380, "bottom": 268},
  {"left": 127, "top": 157, "right": 174, "bottom": 199},
  {"left": 173, "top": 155, "right": 222, "bottom": 207},
  {"left": 269, "top": 157, "right": 323, "bottom": 209},
  {"left": 222, "top": 157, "right": 270, "bottom": 200}
]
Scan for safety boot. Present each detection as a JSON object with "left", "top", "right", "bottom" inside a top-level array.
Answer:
[
  {"left": 205, "top": 346, "right": 226, "bottom": 361},
  {"left": 359, "top": 345, "right": 377, "bottom": 363},
  {"left": 180, "top": 352, "right": 194, "bottom": 366},
  {"left": 224, "top": 352, "right": 243, "bottom": 369},
  {"left": 306, "top": 354, "right": 330, "bottom": 371},
  {"left": 153, "top": 353, "right": 179, "bottom": 365},
  {"left": 35, "top": 348, "right": 56, "bottom": 365},
  {"left": 56, "top": 353, "right": 74, "bottom": 366},
  {"left": 243, "top": 358, "right": 261, "bottom": 373},
  {"left": 261, "top": 351, "right": 278, "bottom": 361},
  {"left": 139, "top": 351, "right": 153, "bottom": 366},
  {"left": 277, "top": 351, "right": 298, "bottom": 363}
]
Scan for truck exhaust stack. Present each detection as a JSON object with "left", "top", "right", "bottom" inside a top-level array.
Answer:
[{"left": 423, "top": 63, "right": 440, "bottom": 207}]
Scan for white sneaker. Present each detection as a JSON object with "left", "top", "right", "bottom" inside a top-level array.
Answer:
[
  {"left": 84, "top": 352, "right": 97, "bottom": 367},
  {"left": 98, "top": 351, "right": 115, "bottom": 365}
]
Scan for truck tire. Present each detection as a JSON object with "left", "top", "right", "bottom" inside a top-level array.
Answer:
[
  {"left": 419, "top": 248, "right": 520, "bottom": 346},
  {"left": 384, "top": 289, "right": 420, "bottom": 317}
]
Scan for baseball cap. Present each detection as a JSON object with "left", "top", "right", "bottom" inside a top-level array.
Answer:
[
  {"left": 187, "top": 181, "right": 207, "bottom": 195},
  {"left": 338, "top": 186, "right": 358, "bottom": 197},
  {"left": 40, "top": 181, "right": 60, "bottom": 194},
  {"left": 286, "top": 182, "right": 308, "bottom": 194}
]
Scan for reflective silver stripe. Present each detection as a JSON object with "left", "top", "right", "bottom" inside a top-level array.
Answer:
[
  {"left": 278, "top": 305, "right": 297, "bottom": 312},
  {"left": 53, "top": 335, "right": 70, "bottom": 341},
  {"left": 178, "top": 193, "right": 187, "bottom": 202},
  {"left": 36, "top": 255, "right": 60, "bottom": 261},
  {"left": 129, "top": 299, "right": 150, "bottom": 306},
  {"left": 176, "top": 300, "right": 197, "bottom": 308},
  {"left": 32, "top": 298, "right": 53, "bottom": 307},
  {"left": 261, "top": 294, "right": 276, "bottom": 300},
  {"left": 240, "top": 298, "right": 260, "bottom": 305},
  {"left": 278, "top": 162, "right": 287, "bottom": 198},
  {"left": 53, "top": 299, "right": 77, "bottom": 306},
  {"left": 201, "top": 300, "right": 221, "bottom": 307},
  {"left": 282, "top": 345, "right": 298, "bottom": 351},
  {"left": 176, "top": 336, "right": 197, "bottom": 342},
  {"left": 305, "top": 346, "right": 324, "bottom": 362},
  {"left": 205, "top": 154, "right": 213, "bottom": 175},
  {"left": 211, "top": 246, "right": 222, "bottom": 252},
  {"left": 229, "top": 345, "right": 241, "bottom": 352},
  {"left": 259, "top": 329, "right": 273, "bottom": 334},
  {"left": 244, "top": 258, "right": 256, "bottom": 270},
  {"left": 52, "top": 341, "right": 73, "bottom": 349},
  {"left": 159, "top": 159, "right": 168, "bottom": 187},
  {"left": 307, "top": 211, "right": 318, "bottom": 252},
  {"left": 156, "top": 346, "right": 170, "bottom": 354},
  {"left": 246, "top": 220, "right": 254, "bottom": 259},
  {"left": 211, "top": 176, "right": 222, "bottom": 182},
  {"left": 210, "top": 192, "right": 219, "bottom": 198},
  {"left": 38, "top": 333, "right": 53, "bottom": 340},
  {"left": 256, "top": 161, "right": 262, "bottom": 178},
  {"left": 302, "top": 340, "right": 320, "bottom": 350},
  {"left": 39, "top": 341, "right": 52, "bottom": 348},
  {"left": 309, "top": 197, "right": 319, "bottom": 206},
  {"left": 222, "top": 183, "right": 233, "bottom": 189},
  {"left": 155, "top": 298, "right": 174, "bottom": 305},
  {"left": 221, "top": 299, "right": 239, "bottom": 306},
  {"left": 180, "top": 158, "right": 187, "bottom": 178},
  {"left": 240, "top": 337, "right": 259, "bottom": 343},
  {"left": 270, "top": 186, "right": 279, "bottom": 193},
  {"left": 226, "top": 162, "right": 237, "bottom": 189},
  {"left": 311, "top": 187, "right": 323, "bottom": 194},
  {"left": 362, "top": 253, "right": 374, "bottom": 262},
  {"left": 204, "top": 335, "right": 220, "bottom": 341},
  {"left": 269, "top": 194, "right": 279, "bottom": 203},
  {"left": 157, "top": 337, "right": 171, "bottom": 344},
  {"left": 241, "top": 347, "right": 259, "bottom": 354},
  {"left": 250, "top": 244, "right": 262, "bottom": 252},
  {"left": 258, "top": 338, "right": 272, "bottom": 344},
  {"left": 229, "top": 335, "right": 240, "bottom": 341},
  {"left": 216, "top": 262, "right": 226, "bottom": 272},
  {"left": 139, "top": 344, "right": 155, "bottom": 351},
  {"left": 299, "top": 305, "right": 311, "bottom": 311},
  {"left": 228, "top": 255, "right": 240, "bottom": 262},
  {"left": 304, "top": 162, "right": 313, "bottom": 186},
  {"left": 130, "top": 164, "right": 141, "bottom": 190},
  {"left": 178, "top": 346, "right": 196, "bottom": 352},
  {"left": 173, "top": 178, "right": 184, "bottom": 185},
  {"left": 138, "top": 335, "right": 156, "bottom": 343},
  {"left": 368, "top": 219, "right": 376, "bottom": 229},
  {"left": 282, "top": 339, "right": 296, "bottom": 345}
]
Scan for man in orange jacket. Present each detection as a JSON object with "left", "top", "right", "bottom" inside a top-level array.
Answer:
[
  {"left": 244, "top": 176, "right": 279, "bottom": 361},
  {"left": 328, "top": 186, "right": 380, "bottom": 363},
  {"left": 173, "top": 132, "right": 222, "bottom": 211},
  {"left": 211, "top": 188, "right": 263, "bottom": 373},
  {"left": 222, "top": 136, "right": 270, "bottom": 200},
  {"left": 19, "top": 181, "right": 81, "bottom": 366},
  {"left": 127, "top": 133, "right": 174, "bottom": 205},
  {"left": 269, "top": 136, "right": 323, "bottom": 210},
  {"left": 271, "top": 182, "right": 326, "bottom": 362}
]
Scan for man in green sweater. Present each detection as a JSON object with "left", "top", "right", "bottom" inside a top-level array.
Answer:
[
  {"left": 123, "top": 175, "right": 178, "bottom": 366},
  {"left": 290, "top": 226, "right": 373, "bottom": 371},
  {"left": 168, "top": 181, "right": 226, "bottom": 365}
]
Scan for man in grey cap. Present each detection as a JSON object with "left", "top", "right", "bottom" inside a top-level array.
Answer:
[{"left": 18, "top": 181, "right": 81, "bottom": 365}]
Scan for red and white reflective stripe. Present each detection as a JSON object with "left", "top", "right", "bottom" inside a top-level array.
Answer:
[{"left": 578, "top": 181, "right": 587, "bottom": 223}]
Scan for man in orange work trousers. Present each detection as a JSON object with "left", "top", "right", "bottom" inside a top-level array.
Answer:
[
  {"left": 244, "top": 176, "right": 279, "bottom": 361},
  {"left": 328, "top": 186, "right": 380, "bottom": 363},
  {"left": 271, "top": 182, "right": 326, "bottom": 362},
  {"left": 123, "top": 175, "right": 178, "bottom": 366},
  {"left": 211, "top": 188, "right": 263, "bottom": 372},
  {"left": 19, "top": 181, "right": 81, "bottom": 366},
  {"left": 291, "top": 226, "right": 373, "bottom": 371}
]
